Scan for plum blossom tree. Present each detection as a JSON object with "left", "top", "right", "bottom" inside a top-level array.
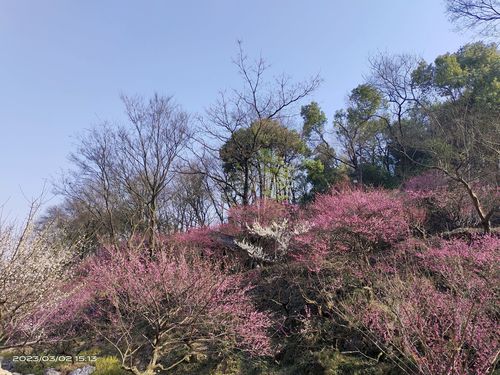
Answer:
[
  {"left": 293, "top": 186, "right": 410, "bottom": 268},
  {"left": 305, "top": 235, "right": 500, "bottom": 375},
  {"left": 49, "top": 244, "right": 273, "bottom": 375},
  {"left": 358, "top": 237, "right": 499, "bottom": 375},
  {"left": 0, "top": 201, "right": 71, "bottom": 349}
]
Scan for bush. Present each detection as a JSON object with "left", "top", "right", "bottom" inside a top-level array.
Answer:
[
  {"left": 323, "top": 236, "right": 500, "bottom": 375},
  {"left": 403, "top": 170, "right": 499, "bottom": 232},
  {"left": 47, "top": 244, "right": 273, "bottom": 375},
  {"left": 292, "top": 186, "right": 410, "bottom": 269}
]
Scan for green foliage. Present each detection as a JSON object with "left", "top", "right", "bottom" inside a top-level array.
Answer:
[
  {"left": 333, "top": 84, "right": 393, "bottom": 186},
  {"left": 94, "top": 356, "right": 128, "bottom": 375},
  {"left": 346, "top": 84, "right": 383, "bottom": 124},
  {"left": 196, "top": 348, "right": 398, "bottom": 375},
  {"left": 414, "top": 42, "right": 500, "bottom": 108},
  {"left": 220, "top": 120, "right": 304, "bottom": 169},
  {"left": 355, "top": 164, "right": 398, "bottom": 188},
  {"left": 300, "top": 101, "right": 344, "bottom": 199},
  {"left": 219, "top": 119, "right": 308, "bottom": 203},
  {"left": 315, "top": 349, "right": 397, "bottom": 375},
  {"left": 412, "top": 42, "right": 499, "bottom": 183},
  {"left": 301, "top": 101, "right": 327, "bottom": 140},
  {"left": 168, "top": 354, "right": 274, "bottom": 375},
  {"left": 302, "top": 156, "right": 345, "bottom": 200},
  {"left": 434, "top": 53, "right": 467, "bottom": 90}
]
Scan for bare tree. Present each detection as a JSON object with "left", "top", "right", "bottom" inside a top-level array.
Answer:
[
  {"left": 116, "top": 94, "right": 191, "bottom": 248},
  {"left": 56, "top": 94, "right": 191, "bottom": 253},
  {"left": 445, "top": 0, "right": 500, "bottom": 36},
  {"left": 57, "top": 123, "right": 124, "bottom": 249},
  {"left": 193, "top": 43, "right": 321, "bottom": 209},
  {"left": 368, "top": 53, "right": 428, "bottom": 180},
  {"left": 159, "top": 165, "right": 220, "bottom": 231}
]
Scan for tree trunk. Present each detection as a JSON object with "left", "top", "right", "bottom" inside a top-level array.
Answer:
[
  {"left": 458, "top": 176, "right": 492, "bottom": 234},
  {"left": 437, "top": 167, "right": 495, "bottom": 234},
  {"left": 243, "top": 163, "right": 250, "bottom": 206},
  {"left": 481, "top": 219, "right": 491, "bottom": 234},
  {"left": 147, "top": 198, "right": 158, "bottom": 255}
]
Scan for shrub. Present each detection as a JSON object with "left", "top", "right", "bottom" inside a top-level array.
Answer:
[
  {"left": 336, "top": 236, "right": 500, "bottom": 375},
  {"left": 359, "top": 277, "right": 498, "bottom": 375},
  {"left": 293, "top": 186, "right": 410, "bottom": 268},
  {"left": 311, "top": 187, "right": 409, "bottom": 247},
  {"left": 404, "top": 171, "right": 499, "bottom": 232},
  {"left": 48, "top": 244, "right": 273, "bottom": 375}
]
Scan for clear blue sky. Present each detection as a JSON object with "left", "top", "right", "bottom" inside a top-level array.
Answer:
[{"left": 0, "top": 0, "right": 475, "bottom": 220}]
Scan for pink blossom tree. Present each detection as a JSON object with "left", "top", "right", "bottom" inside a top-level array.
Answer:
[
  {"left": 49, "top": 244, "right": 273, "bottom": 375},
  {"left": 315, "top": 236, "right": 500, "bottom": 375},
  {"left": 287, "top": 186, "right": 499, "bottom": 374},
  {"left": 293, "top": 187, "right": 410, "bottom": 268}
]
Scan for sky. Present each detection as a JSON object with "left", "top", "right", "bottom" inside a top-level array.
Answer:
[{"left": 0, "top": 0, "right": 476, "bottom": 220}]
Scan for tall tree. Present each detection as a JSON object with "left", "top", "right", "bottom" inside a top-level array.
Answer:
[
  {"left": 195, "top": 43, "right": 320, "bottom": 207},
  {"left": 333, "top": 84, "right": 394, "bottom": 186},
  {"left": 410, "top": 42, "right": 500, "bottom": 232},
  {"left": 369, "top": 53, "right": 430, "bottom": 181},
  {"left": 54, "top": 94, "right": 191, "bottom": 253},
  {"left": 300, "top": 102, "right": 343, "bottom": 197},
  {"left": 370, "top": 43, "right": 499, "bottom": 232},
  {"left": 219, "top": 119, "right": 307, "bottom": 204},
  {"left": 160, "top": 166, "right": 221, "bottom": 231}
]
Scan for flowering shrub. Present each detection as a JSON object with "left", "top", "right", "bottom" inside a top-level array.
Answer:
[
  {"left": 324, "top": 236, "right": 500, "bottom": 375},
  {"left": 311, "top": 188, "right": 409, "bottom": 245},
  {"left": 403, "top": 170, "right": 449, "bottom": 194},
  {"left": 357, "top": 277, "right": 499, "bottom": 375},
  {"left": 49, "top": 244, "right": 273, "bottom": 375},
  {"left": 416, "top": 236, "right": 499, "bottom": 295},
  {"left": 170, "top": 226, "right": 222, "bottom": 255},
  {"left": 292, "top": 187, "right": 410, "bottom": 268}
]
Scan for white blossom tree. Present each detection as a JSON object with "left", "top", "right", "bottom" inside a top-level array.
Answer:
[
  {"left": 235, "top": 219, "right": 310, "bottom": 263},
  {"left": 0, "top": 200, "right": 72, "bottom": 349}
]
